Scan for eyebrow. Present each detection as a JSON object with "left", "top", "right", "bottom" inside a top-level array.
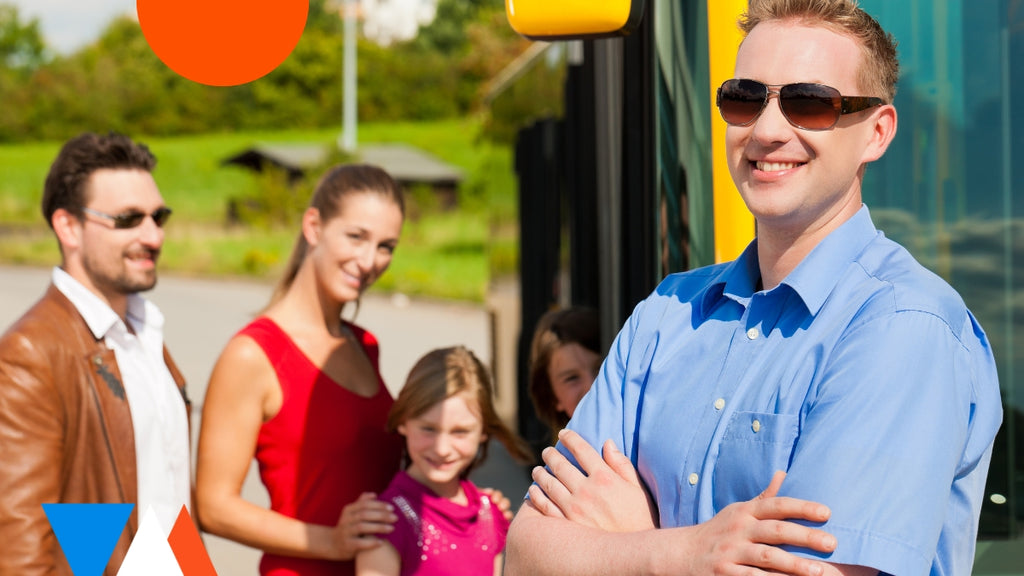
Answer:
[
  {"left": 553, "top": 368, "right": 583, "bottom": 380},
  {"left": 343, "top": 224, "right": 399, "bottom": 242},
  {"left": 417, "top": 420, "right": 481, "bottom": 431}
]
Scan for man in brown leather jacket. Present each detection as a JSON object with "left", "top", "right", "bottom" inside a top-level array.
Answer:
[{"left": 0, "top": 132, "right": 191, "bottom": 575}]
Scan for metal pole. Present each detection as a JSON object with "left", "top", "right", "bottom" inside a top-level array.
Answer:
[
  {"left": 340, "top": 0, "right": 358, "bottom": 152},
  {"left": 999, "top": 22, "right": 1017, "bottom": 538}
]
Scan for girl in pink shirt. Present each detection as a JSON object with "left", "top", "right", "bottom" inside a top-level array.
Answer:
[{"left": 356, "top": 346, "right": 532, "bottom": 576}]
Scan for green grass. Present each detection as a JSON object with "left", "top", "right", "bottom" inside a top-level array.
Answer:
[
  {"left": 382, "top": 211, "right": 489, "bottom": 301},
  {"left": 0, "top": 229, "right": 57, "bottom": 265},
  {"left": 0, "top": 141, "right": 61, "bottom": 223},
  {"left": 0, "top": 120, "right": 517, "bottom": 301}
]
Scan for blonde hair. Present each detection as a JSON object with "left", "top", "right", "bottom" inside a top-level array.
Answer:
[
  {"left": 266, "top": 163, "right": 404, "bottom": 308},
  {"left": 389, "top": 346, "right": 533, "bottom": 476},
  {"left": 739, "top": 0, "right": 899, "bottom": 103}
]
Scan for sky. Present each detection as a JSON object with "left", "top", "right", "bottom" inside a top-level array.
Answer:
[
  {"left": 6, "top": 0, "right": 439, "bottom": 55},
  {"left": 7, "top": 0, "right": 137, "bottom": 54}
]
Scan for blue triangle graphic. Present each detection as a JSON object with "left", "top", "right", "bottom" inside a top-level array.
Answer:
[{"left": 43, "top": 503, "right": 134, "bottom": 576}]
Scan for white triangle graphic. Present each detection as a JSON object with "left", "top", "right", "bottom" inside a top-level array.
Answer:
[{"left": 116, "top": 506, "right": 185, "bottom": 576}]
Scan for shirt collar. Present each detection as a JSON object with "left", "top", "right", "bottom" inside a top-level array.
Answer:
[
  {"left": 781, "top": 205, "right": 880, "bottom": 315},
  {"left": 699, "top": 244, "right": 759, "bottom": 316},
  {"left": 700, "top": 205, "right": 879, "bottom": 317},
  {"left": 51, "top": 267, "right": 161, "bottom": 339}
]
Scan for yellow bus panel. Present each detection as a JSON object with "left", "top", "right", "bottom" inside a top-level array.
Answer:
[
  {"left": 505, "top": 0, "right": 644, "bottom": 40},
  {"left": 707, "top": 0, "right": 755, "bottom": 263}
]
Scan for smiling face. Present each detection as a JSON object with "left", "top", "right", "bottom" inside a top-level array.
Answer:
[
  {"left": 547, "top": 342, "right": 601, "bottom": 418},
  {"left": 398, "top": 393, "right": 486, "bottom": 499},
  {"left": 726, "top": 20, "right": 895, "bottom": 241},
  {"left": 60, "top": 168, "right": 167, "bottom": 311},
  {"left": 306, "top": 191, "right": 403, "bottom": 305}
]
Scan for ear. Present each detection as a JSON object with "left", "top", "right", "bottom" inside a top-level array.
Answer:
[
  {"left": 860, "top": 104, "right": 898, "bottom": 164},
  {"left": 51, "top": 208, "right": 83, "bottom": 254},
  {"left": 301, "top": 207, "right": 322, "bottom": 247},
  {"left": 397, "top": 422, "right": 408, "bottom": 437}
]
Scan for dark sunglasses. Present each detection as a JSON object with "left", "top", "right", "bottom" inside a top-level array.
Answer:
[
  {"left": 81, "top": 206, "right": 173, "bottom": 229},
  {"left": 716, "top": 79, "right": 885, "bottom": 131}
]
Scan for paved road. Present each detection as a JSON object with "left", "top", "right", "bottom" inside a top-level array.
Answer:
[{"left": 0, "top": 265, "right": 531, "bottom": 575}]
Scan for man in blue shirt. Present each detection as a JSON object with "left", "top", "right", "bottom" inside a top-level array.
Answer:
[{"left": 505, "top": 0, "right": 1003, "bottom": 575}]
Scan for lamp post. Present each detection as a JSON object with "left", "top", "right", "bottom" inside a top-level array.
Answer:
[{"left": 339, "top": 0, "right": 358, "bottom": 153}]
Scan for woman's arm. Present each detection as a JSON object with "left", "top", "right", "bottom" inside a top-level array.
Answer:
[
  {"left": 196, "top": 335, "right": 395, "bottom": 559},
  {"left": 355, "top": 540, "right": 402, "bottom": 576}
]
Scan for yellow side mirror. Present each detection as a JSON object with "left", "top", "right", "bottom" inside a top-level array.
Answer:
[{"left": 505, "top": 0, "right": 645, "bottom": 40}]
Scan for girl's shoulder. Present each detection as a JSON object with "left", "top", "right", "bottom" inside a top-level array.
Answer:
[{"left": 461, "top": 480, "right": 507, "bottom": 526}]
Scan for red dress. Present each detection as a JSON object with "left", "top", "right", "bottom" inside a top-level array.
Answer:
[{"left": 239, "top": 317, "right": 403, "bottom": 576}]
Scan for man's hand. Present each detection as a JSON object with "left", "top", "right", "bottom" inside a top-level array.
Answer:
[
  {"left": 507, "top": 469, "right": 838, "bottom": 576},
  {"left": 522, "top": 429, "right": 840, "bottom": 575},
  {"left": 528, "top": 429, "right": 657, "bottom": 532},
  {"left": 680, "top": 470, "right": 837, "bottom": 574}
]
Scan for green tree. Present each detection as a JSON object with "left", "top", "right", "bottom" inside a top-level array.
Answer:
[
  {"left": 412, "top": 0, "right": 504, "bottom": 56},
  {"left": 10, "top": 15, "right": 224, "bottom": 140},
  {"left": 245, "top": 25, "right": 343, "bottom": 129},
  {"left": 0, "top": 3, "right": 46, "bottom": 71},
  {"left": 306, "top": 0, "right": 342, "bottom": 35},
  {"left": 0, "top": 0, "right": 530, "bottom": 140}
]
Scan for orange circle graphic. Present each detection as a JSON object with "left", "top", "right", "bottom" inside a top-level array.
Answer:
[{"left": 137, "top": 0, "right": 309, "bottom": 87}]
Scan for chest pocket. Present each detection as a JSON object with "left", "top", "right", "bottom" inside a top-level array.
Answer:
[{"left": 712, "top": 411, "right": 799, "bottom": 512}]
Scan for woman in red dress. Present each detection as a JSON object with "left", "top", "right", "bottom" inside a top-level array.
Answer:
[{"left": 196, "top": 164, "right": 406, "bottom": 576}]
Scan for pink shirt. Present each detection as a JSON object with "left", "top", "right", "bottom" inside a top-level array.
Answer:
[{"left": 381, "top": 470, "right": 507, "bottom": 576}]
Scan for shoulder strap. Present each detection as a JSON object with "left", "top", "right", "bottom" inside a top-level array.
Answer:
[{"left": 344, "top": 322, "right": 380, "bottom": 372}]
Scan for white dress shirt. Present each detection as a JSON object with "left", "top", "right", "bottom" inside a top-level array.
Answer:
[{"left": 53, "top": 267, "right": 190, "bottom": 532}]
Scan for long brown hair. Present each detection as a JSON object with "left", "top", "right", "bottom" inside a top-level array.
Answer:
[
  {"left": 266, "top": 163, "right": 404, "bottom": 309},
  {"left": 389, "top": 346, "right": 534, "bottom": 476},
  {"left": 528, "top": 307, "right": 601, "bottom": 439}
]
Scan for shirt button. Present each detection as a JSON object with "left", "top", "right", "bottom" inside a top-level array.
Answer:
[
  {"left": 714, "top": 398, "right": 725, "bottom": 410},
  {"left": 746, "top": 328, "right": 759, "bottom": 340},
  {"left": 752, "top": 419, "right": 761, "bottom": 433},
  {"left": 688, "top": 473, "right": 699, "bottom": 486}
]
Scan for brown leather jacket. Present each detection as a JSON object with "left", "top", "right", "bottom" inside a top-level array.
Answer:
[{"left": 0, "top": 285, "right": 189, "bottom": 576}]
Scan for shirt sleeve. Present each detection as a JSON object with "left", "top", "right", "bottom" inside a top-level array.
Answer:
[
  {"left": 779, "top": 309, "right": 997, "bottom": 575},
  {"left": 0, "top": 331, "right": 65, "bottom": 575},
  {"left": 490, "top": 497, "right": 510, "bottom": 552},
  {"left": 383, "top": 494, "right": 417, "bottom": 566}
]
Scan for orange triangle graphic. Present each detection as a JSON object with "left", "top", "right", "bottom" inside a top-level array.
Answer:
[{"left": 167, "top": 506, "right": 218, "bottom": 576}]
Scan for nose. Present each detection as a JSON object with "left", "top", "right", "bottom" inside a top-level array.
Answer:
[
  {"left": 355, "top": 242, "right": 376, "bottom": 274},
  {"left": 433, "top": 433, "right": 453, "bottom": 457},
  {"left": 138, "top": 213, "right": 164, "bottom": 249},
  {"left": 749, "top": 92, "right": 792, "bottom": 144}
]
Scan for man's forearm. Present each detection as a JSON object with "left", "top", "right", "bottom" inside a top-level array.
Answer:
[
  {"left": 506, "top": 489, "right": 840, "bottom": 576},
  {"left": 505, "top": 503, "right": 671, "bottom": 576}
]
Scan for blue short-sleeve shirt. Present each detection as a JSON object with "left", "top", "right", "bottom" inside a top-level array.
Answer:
[{"left": 562, "top": 206, "right": 1002, "bottom": 575}]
